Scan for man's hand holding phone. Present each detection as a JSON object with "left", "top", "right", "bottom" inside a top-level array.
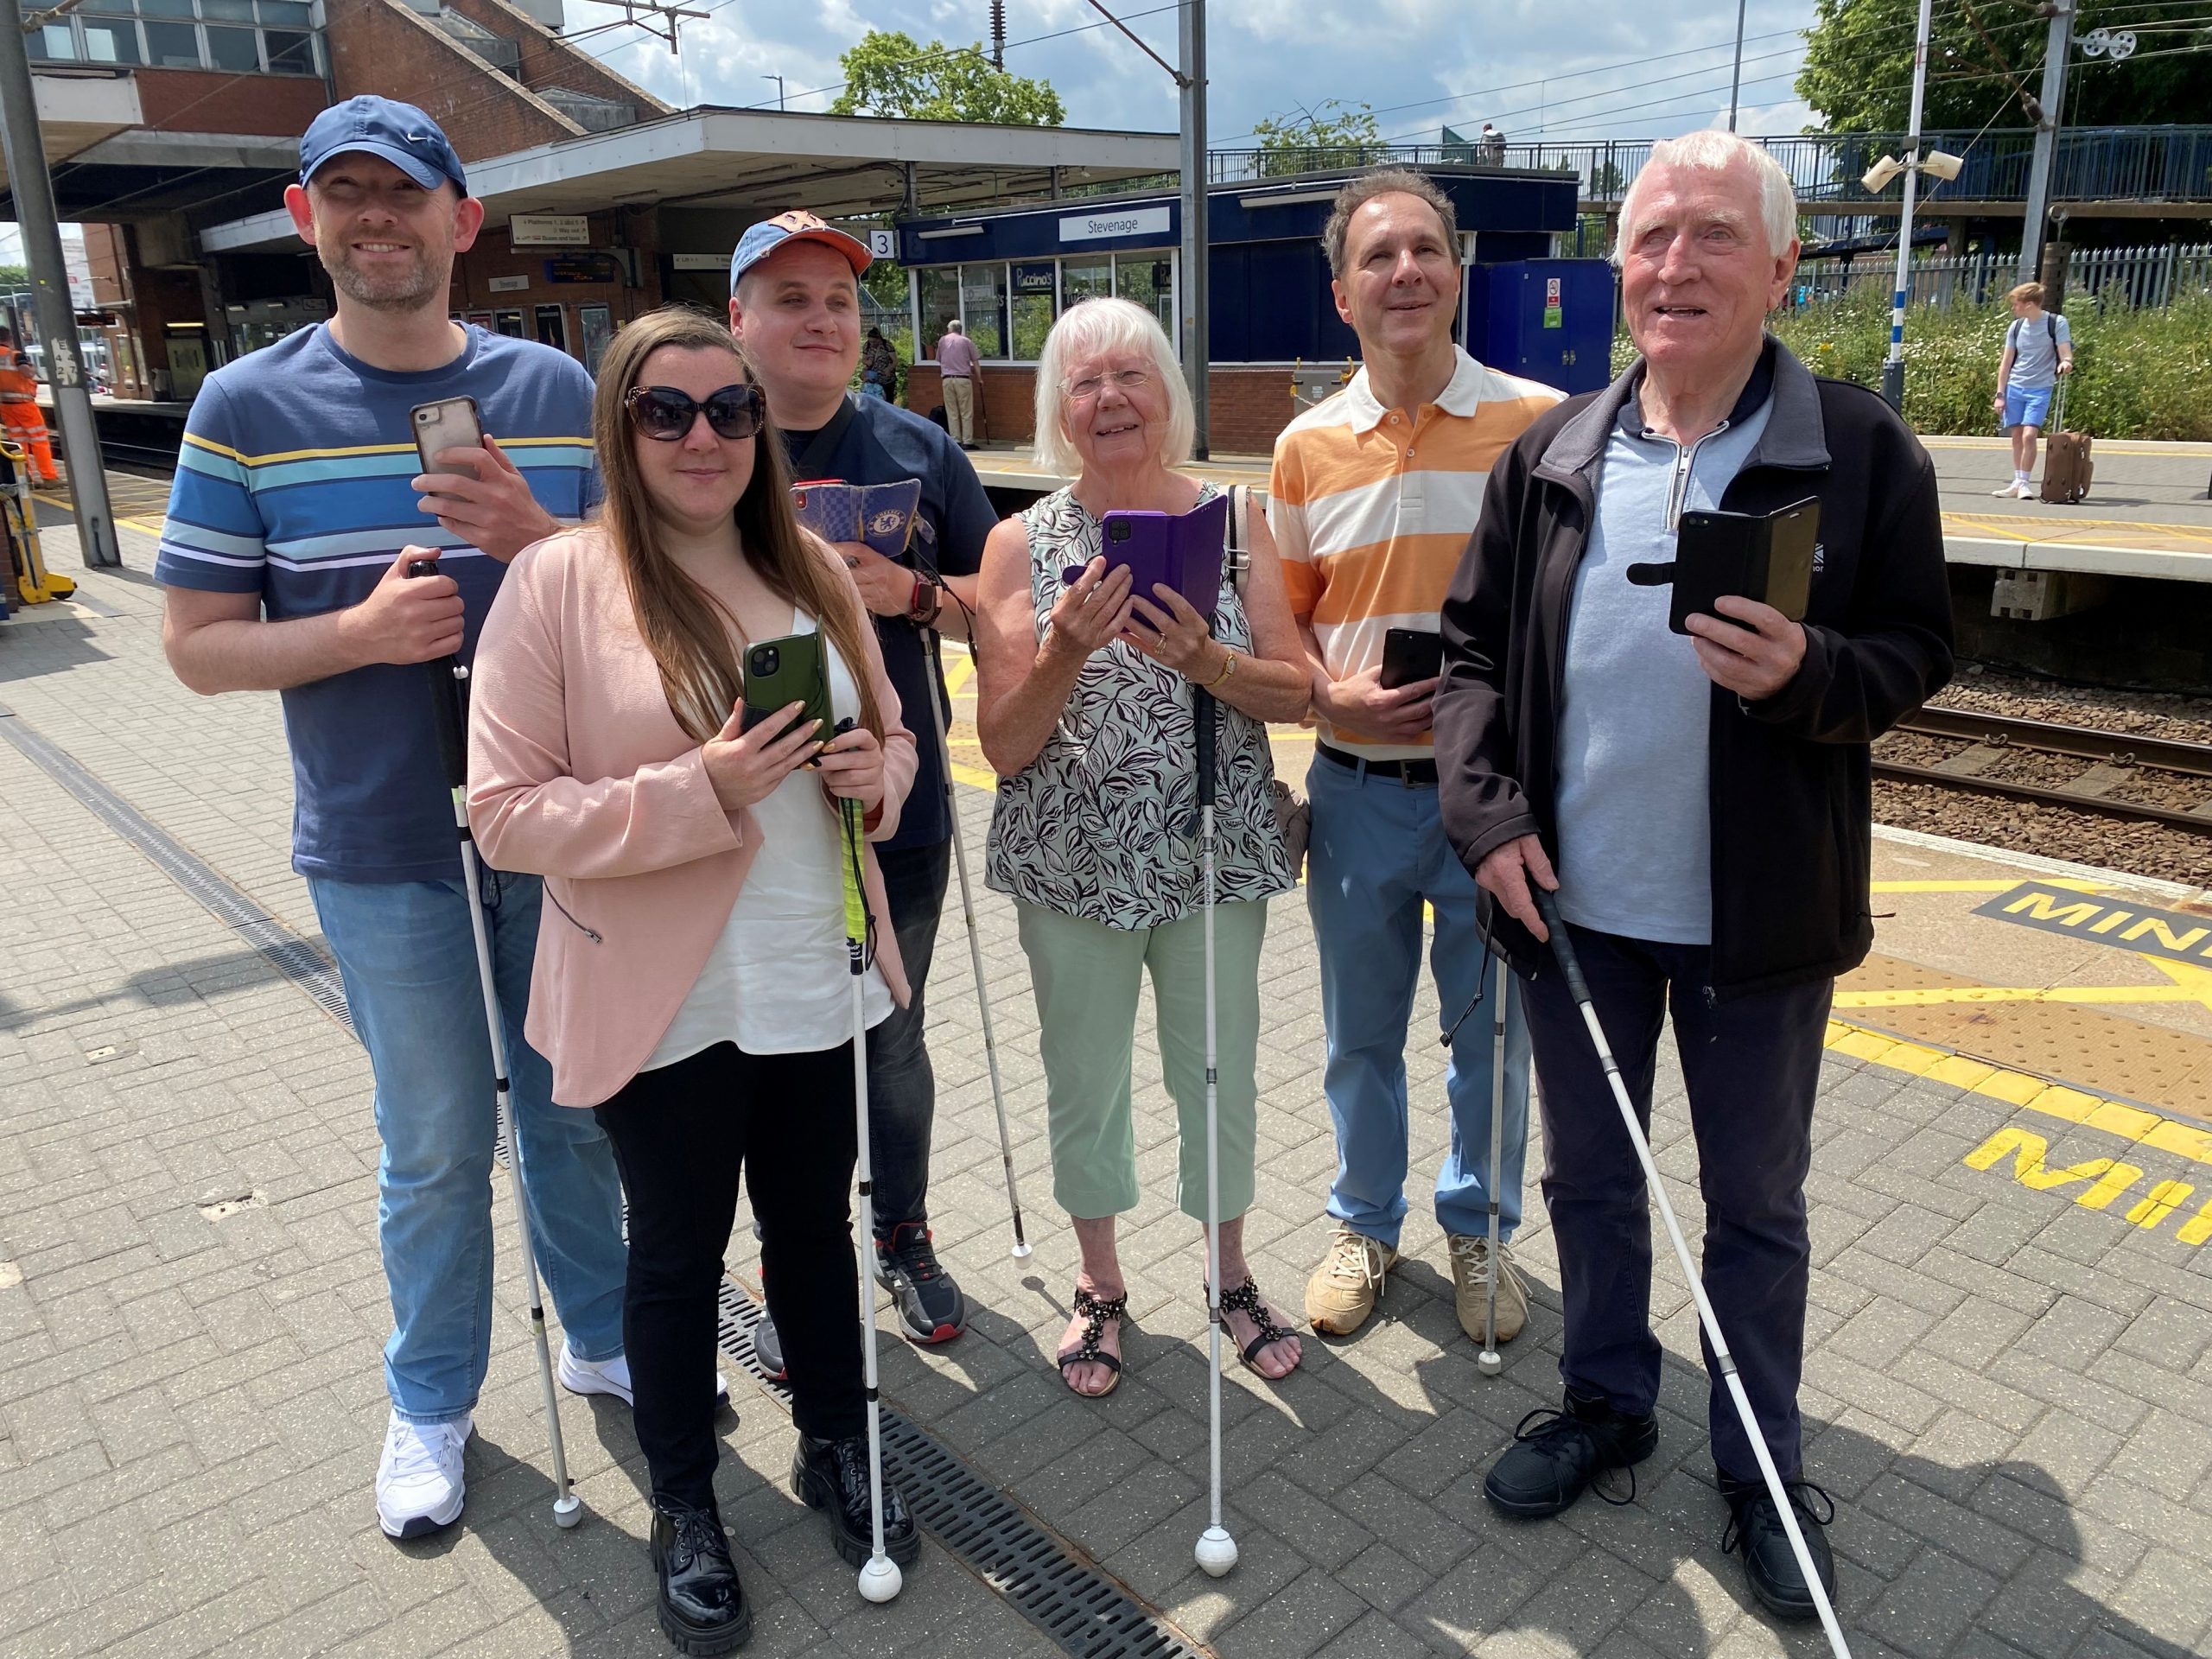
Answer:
[
  {"left": 1318, "top": 664, "right": 1437, "bottom": 743},
  {"left": 413, "top": 435, "right": 560, "bottom": 563},
  {"left": 702, "top": 702, "right": 824, "bottom": 812}
]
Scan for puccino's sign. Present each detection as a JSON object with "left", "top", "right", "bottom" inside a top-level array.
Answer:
[{"left": 1058, "top": 207, "right": 1171, "bottom": 245}]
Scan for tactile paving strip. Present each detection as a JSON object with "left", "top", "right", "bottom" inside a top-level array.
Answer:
[{"left": 714, "top": 1280, "right": 1210, "bottom": 1659}]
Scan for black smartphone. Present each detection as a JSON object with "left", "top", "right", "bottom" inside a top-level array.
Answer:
[
  {"left": 739, "top": 632, "right": 832, "bottom": 741},
  {"left": 1667, "top": 497, "right": 1819, "bottom": 634},
  {"left": 1379, "top": 627, "right": 1445, "bottom": 690}
]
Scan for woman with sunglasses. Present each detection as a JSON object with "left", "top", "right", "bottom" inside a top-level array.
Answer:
[{"left": 467, "top": 307, "right": 919, "bottom": 1654}]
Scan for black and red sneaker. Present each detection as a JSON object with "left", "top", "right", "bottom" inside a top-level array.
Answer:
[{"left": 873, "top": 1222, "right": 968, "bottom": 1344}]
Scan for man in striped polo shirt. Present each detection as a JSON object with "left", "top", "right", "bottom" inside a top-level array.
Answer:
[
  {"left": 156, "top": 99, "right": 636, "bottom": 1542},
  {"left": 1272, "top": 169, "right": 1563, "bottom": 1348}
]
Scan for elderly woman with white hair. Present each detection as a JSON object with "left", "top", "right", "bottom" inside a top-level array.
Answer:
[{"left": 973, "top": 296, "right": 1310, "bottom": 1396}]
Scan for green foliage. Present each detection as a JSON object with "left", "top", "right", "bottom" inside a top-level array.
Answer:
[
  {"left": 0, "top": 265, "right": 28, "bottom": 289},
  {"left": 1610, "top": 284, "right": 2212, "bottom": 439},
  {"left": 1250, "top": 99, "right": 1386, "bottom": 177},
  {"left": 1797, "top": 0, "right": 2212, "bottom": 132},
  {"left": 830, "top": 29, "right": 1065, "bottom": 125}
]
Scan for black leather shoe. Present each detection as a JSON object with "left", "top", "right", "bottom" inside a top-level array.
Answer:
[
  {"left": 650, "top": 1497, "right": 750, "bottom": 1655},
  {"left": 1483, "top": 1389, "right": 1660, "bottom": 1517},
  {"left": 874, "top": 1223, "right": 968, "bottom": 1344},
  {"left": 1721, "top": 1474, "right": 1838, "bottom": 1622},
  {"left": 792, "top": 1433, "right": 919, "bottom": 1569}
]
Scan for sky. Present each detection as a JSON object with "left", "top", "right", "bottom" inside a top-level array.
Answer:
[{"left": 556, "top": 0, "right": 1828, "bottom": 149}]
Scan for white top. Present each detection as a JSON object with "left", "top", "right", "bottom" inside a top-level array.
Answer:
[{"left": 645, "top": 609, "right": 893, "bottom": 1067}]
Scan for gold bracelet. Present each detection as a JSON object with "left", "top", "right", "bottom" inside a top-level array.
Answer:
[{"left": 1204, "top": 647, "right": 1237, "bottom": 690}]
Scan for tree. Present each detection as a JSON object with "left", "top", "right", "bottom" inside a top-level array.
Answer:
[
  {"left": 0, "top": 265, "right": 28, "bottom": 289},
  {"left": 1250, "top": 99, "right": 1385, "bottom": 178},
  {"left": 1797, "top": 0, "right": 2212, "bottom": 133},
  {"left": 830, "top": 29, "right": 1065, "bottom": 125}
]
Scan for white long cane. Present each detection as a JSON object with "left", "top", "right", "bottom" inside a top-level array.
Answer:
[
  {"left": 919, "top": 629, "right": 1029, "bottom": 1257},
  {"left": 415, "top": 616, "right": 580, "bottom": 1530},
  {"left": 1190, "top": 685, "right": 1238, "bottom": 1579},
  {"left": 1478, "top": 965, "right": 1509, "bottom": 1380},
  {"left": 1531, "top": 887, "right": 1850, "bottom": 1659},
  {"left": 838, "top": 796, "right": 903, "bottom": 1604}
]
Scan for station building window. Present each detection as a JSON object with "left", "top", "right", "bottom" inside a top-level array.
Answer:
[
  {"left": 29, "top": 0, "right": 321, "bottom": 73},
  {"left": 912, "top": 252, "right": 1178, "bottom": 363}
]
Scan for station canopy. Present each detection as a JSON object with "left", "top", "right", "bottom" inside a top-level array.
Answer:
[{"left": 200, "top": 106, "right": 1181, "bottom": 253}]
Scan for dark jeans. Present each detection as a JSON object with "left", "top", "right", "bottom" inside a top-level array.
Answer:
[
  {"left": 868, "top": 839, "right": 950, "bottom": 1238},
  {"left": 594, "top": 1042, "right": 863, "bottom": 1509},
  {"left": 1517, "top": 925, "right": 1831, "bottom": 1485}
]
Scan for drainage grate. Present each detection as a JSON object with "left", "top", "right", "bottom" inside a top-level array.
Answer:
[
  {"left": 713, "top": 1280, "right": 1211, "bottom": 1659},
  {"left": 0, "top": 702, "right": 354, "bottom": 1033}
]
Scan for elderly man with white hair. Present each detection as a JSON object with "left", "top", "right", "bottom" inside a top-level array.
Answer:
[{"left": 1434, "top": 130, "right": 1952, "bottom": 1618}]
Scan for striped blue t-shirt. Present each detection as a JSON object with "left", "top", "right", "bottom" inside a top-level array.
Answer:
[{"left": 155, "top": 323, "right": 596, "bottom": 884}]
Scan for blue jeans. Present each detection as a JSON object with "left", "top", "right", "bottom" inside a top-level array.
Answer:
[
  {"left": 1306, "top": 753, "right": 1531, "bottom": 1250},
  {"left": 867, "top": 839, "right": 950, "bottom": 1237},
  {"left": 309, "top": 868, "right": 628, "bottom": 1425},
  {"left": 1517, "top": 924, "right": 1830, "bottom": 1484}
]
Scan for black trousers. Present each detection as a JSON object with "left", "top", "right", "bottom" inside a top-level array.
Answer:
[
  {"left": 1517, "top": 924, "right": 1831, "bottom": 1485},
  {"left": 594, "top": 1041, "right": 863, "bottom": 1510},
  {"left": 867, "top": 839, "right": 950, "bottom": 1236}
]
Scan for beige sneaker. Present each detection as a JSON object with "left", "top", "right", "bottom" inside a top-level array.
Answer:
[
  {"left": 1448, "top": 1233, "right": 1529, "bottom": 1344},
  {"left": 1305, "top": 1224, "right": 1398, "bottom": 1336}
]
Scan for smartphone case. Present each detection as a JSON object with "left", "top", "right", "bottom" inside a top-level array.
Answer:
[
  {"left": 1062, "top": 493, "right": 1230, "bottom": 614},
  {"left": 411, "top": 397, "right": 483, "bottom": 475},
  {"left": 739, "top": 632, "right": 833, "bottom": 737},
  {"left": 791, "top": 479, "right": 924, "bottom": 560},
  {"left": 1641, "top": 497, "right": 1819, "bottom": 634}
]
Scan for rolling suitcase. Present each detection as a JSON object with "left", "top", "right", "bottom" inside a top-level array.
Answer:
[{"left": 2040, "top": 380, "right": 2093, "bottom": 505}]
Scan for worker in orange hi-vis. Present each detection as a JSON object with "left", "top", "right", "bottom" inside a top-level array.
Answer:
[{"left": 0, "top": 328, "right": 60, "bottom": 485}]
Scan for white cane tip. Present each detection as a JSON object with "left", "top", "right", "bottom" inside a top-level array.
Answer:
[
  {"left": 858, "top": 1554, "right": 903, "bottom": 1603},
  {"left": 1010, "top": 1241, "right": 1033, "bottom": 1259},
  {"left": 552, "top": 1495, "right": 583, "bottom": 1529},
  {"left": 1195, "top": 1526, "right": 1238, "bottom": 1577},
  {"left": 1477, "top": 1350, "right": 1503, "bottom": 1377}
]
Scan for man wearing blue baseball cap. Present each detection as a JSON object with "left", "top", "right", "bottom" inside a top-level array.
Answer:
[
  {"left": 728, "top": 210, "right": 997, "bottom": 1382},
  {"left": 156, "top": 95, "right": 648, "bottom": 1543}
]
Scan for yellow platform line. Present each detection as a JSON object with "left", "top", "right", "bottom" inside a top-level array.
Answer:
[{"left": 1837, "top": 984, "right": 2204, "bottom": 1007}]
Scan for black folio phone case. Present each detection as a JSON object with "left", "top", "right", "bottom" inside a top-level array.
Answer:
[{"left": 1632, "top": 497, "right": 1820, "bottom": 634}]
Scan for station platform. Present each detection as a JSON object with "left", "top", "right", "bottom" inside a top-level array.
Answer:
[{"left": 6, "top": 509, "right": 2212, "bottom": 1659}]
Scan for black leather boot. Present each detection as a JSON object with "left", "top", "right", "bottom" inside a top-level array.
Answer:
[
  {"left": 1482, "top": 1388, "right": 1661, "bottom": 1517},
  {"left": 792, "top": 1433, "right": 919, "bottom": 1569},
  {"left": 650, "top": 1497, "right": 750, "bottom": 1654}
]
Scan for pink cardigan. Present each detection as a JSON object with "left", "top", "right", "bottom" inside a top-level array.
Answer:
[{"left": 467, "top": 524, "right": 917, "bottom": 1109}]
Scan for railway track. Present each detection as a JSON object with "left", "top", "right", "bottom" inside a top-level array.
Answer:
[{"left": 1878, "top": 709, "right": 2212, "bottom": 836}]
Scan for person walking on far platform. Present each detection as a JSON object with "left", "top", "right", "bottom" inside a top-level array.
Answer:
[
  {"left": 936, "top": 318, "right": 982, "bottom": 448},
  {"left": 152, "top": 97, "right": 635, "bottom": 1543},
  {"left": 1434, "top": 129, "right": 1954, "bottom": 1622},
  {"left": 1273, "top": 168, "right": 1555, "bottom": 1352}
]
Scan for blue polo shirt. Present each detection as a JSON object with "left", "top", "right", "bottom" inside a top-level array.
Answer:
[
  {"left": 780, "top": 395, "right": 996, "bottom": 851},
  {"left": 155, "top": 323, "right": 596, "bottom": 884}
]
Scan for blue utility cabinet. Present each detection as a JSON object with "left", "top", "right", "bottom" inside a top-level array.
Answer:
[{"left": 1468, "top": 258, "right": 1615, "bottom": 395}]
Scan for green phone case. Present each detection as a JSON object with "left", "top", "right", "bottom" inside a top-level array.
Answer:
[{"left": 739, "top": 632, "right": 833, "bottom": 739}]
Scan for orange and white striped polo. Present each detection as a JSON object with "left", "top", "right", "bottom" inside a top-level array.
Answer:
[{"left": 1270, "top": 347, "right": 1565, "bottom": 760}]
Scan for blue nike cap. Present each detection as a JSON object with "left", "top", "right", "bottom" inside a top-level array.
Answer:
[
  {"left": 730, "top": 209, "right": 872, "bottom": 290},
  {"left": 299, "top": 96, "right": 468, "bottom": 194}
]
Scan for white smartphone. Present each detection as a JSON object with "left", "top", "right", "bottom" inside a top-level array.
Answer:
[{"left": 411, "top": 396, "right": 484, "bottom": 488}]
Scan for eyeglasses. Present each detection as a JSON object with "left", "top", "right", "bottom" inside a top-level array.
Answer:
[
  {"left": 625, "top": 383, "right": 766, "bottom": 442},
  {"left": 1063, "top": 367, "right": 1155, "bottom": 403}
]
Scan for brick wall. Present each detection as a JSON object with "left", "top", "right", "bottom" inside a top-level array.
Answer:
[
  {"left": 323, "top": 0, "right": 581, "bottom": 162},
  {"left": 440, "top": 0, "right": 670, "bottom": 118},
  {"left": 906, "top": 361, "right": 1306, "bottom": 457},
  {"left": 131, "top": 67, "right": 327, "bottom": 137}
]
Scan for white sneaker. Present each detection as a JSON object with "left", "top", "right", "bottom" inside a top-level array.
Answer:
[
  {"left": 557, "top": 1342, "right": 729, "bottom": 1409},
  {"left": 1991, "top": 480, "right": 2031, "bottom": 498},
  {"left": 377, "top": 1412, "right": 469, "bottom": 1540}
]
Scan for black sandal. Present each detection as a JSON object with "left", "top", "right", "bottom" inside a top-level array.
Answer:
[
  {"left": 1214, "top": 1275, "right": 1301, "bottom": 1378},
  {"left": 1055, "top": 1285, "right": 1128, "bottom": 1397}
]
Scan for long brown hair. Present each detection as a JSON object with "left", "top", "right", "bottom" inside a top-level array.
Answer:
[{"left": 592, "top": 306, "right": 883, "bottom": 746}]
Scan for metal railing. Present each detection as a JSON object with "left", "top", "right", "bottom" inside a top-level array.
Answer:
[
  {"left": 1208, "top": 127, "right": 2212, "bottom": 207},
  {"left": 1798, "top": 240, "right": 2212, "bottom": 310}
]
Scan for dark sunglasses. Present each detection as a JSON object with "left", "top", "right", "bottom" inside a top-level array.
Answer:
[{"left": 625, "top": 383, "right": 766, "bottom": 442}]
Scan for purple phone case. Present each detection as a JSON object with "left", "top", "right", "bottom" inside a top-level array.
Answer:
[{"left": 1062, "top": 493, "right": 1230, "bottom": 613}]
